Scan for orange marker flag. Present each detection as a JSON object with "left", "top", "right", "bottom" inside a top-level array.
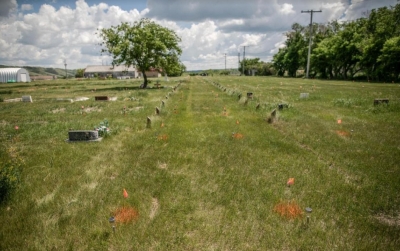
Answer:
[
  {"left": 236, "top": 120, "right": 240, "bottom": 125},
  {"left": 123, "top": 188, "right": 128, "bottom": 198},
  {"left": 161, "top": 122, "right": 165, "bottom": 128},
  {"left": 337, "top": 119, "right": 342, "bottom": 124},
  {"left": 287, "top": 178, "right": 295, "bottom": 186}
]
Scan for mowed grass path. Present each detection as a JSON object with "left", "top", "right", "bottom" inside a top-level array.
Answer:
[{"left": 1, "top": 77, "right": 399, "bottom": 250}]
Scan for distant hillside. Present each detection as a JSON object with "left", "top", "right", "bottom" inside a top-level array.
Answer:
[{"left": 0, "top": 65, "right": 76, "bottom": 78}]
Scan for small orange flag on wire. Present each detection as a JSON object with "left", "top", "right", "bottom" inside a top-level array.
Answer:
[
  {"left": 236, "top": 120, "right": 240, "bottom": 125},
  {"left": 337, "top": 119, "right": 342, "bottom": 124},
  {"left": 161, "top": 122, "right": 165, "bottom": 128},
  {"left": 287, "top": 178, "right": 295, "bottom": 186},
  {"left": 123, "top": 188, "right": 129, "bottom": 198}
]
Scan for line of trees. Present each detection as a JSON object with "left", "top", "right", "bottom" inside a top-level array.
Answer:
[
  {"left": 272, "top": 4, "right": 400, "bottom": 81},
  {"left": 239, "top": 58, "right": 275, "bottom": 76}
]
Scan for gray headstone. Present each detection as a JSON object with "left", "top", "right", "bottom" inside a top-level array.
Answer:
[
  {"left": 271, "top": 109, "right": 276, "bottom": 118},
  {"left": 22, "top": 95, "right": 32, "bottom": 102},
  {"left": 68, "top": 130, "right": 99, "bottom": 141},
  {"left": 300, "top": 93, "right": 309, "bottom": 99},
  {"left": 147, "top": 117, "right": 151, "bottom": 128}
]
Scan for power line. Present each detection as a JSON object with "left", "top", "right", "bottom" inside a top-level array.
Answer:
[{"left": 301, "top": 9, "right": 322, "bottom": 78}]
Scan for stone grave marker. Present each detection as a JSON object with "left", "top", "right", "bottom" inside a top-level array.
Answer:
[
  {"left": 67, "top": 130, "right": 101, "bottom": 142},
  {"left": 247, "top": 92, "right": 253, "bottom": 99},
  {"left": 271, "top": 109, "right": 276, "bottom": 118},
  {"left": 267, "top": 109, "right": 277, "bottom": 124},
  {"left": 95, "top": 96, "right": 109, "bottom": 101},
  {"left": 161, "top": 100, "right": 165, "bottom": 107},
  {"left": 300, "top": 93, "right": 309, "bottom": 99},
  {"left": 156, "top": 107, "right": 160, "bottom": 115},
  {"left": 256, "top": 103, "right": 260, "bottom": 110},
  {"left": 56, "top": 98, "right": 74, "bottom": 103},
  {"left": 4, "top": 98, "right": 22, "bottom": 103},
  {"left": 22, "top": 95, "right": 33, "bottom": 102},
  {"left": 278, "top": 103, "right": 288, "bottom": 110},
  {"left": 147, "top": 117, "right": 152, "bottom": 128},
  {"left": 374, "top": 98, "right": 389, "bottom": 105}
]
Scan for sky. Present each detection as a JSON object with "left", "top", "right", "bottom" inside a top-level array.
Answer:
[{"left": 0, "top": 0, "right": 398, "bottom": 71}]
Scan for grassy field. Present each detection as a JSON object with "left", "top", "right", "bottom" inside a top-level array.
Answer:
[{"left": 0, "top": 76, "right": 399, "bottom": 250}]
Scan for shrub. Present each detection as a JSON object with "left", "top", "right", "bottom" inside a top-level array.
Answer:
[{"left": 0, "top": 146, "right": 23, "bottom": 203}]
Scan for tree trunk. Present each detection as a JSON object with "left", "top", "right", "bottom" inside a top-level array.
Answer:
[{"left": 142, "top": 71, "right": 148, "bottom": 88}]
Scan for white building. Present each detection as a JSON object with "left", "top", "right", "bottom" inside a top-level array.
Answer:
[{"left": 0, "top": 68, "right": 31, "bottom": 83}]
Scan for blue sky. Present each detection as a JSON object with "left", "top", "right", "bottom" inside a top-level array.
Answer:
[{"left": 1, "top": 0, "right": 398, "bottom": 70}]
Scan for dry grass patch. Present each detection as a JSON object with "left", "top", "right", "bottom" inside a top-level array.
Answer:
[
  {"left": 114, "top": 206, "right": 139, "bottom": 224},
  {"left": 375, "top": 213, "right": 400, "bottom": 227}
]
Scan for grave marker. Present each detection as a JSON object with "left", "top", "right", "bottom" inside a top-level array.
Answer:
[
  {"left": 271, "top": 109, "right": 276, "bottom": 118},
  {"left": 155, "top": 107, "right": 160, "bottom": 115},
  {"left": 278, "top": 104, "right": 288, "bottom": 110},
  {"left": 300, "top": 93, "right": 309, "bottom": 99},
  {"left": 22, "top": 95, "right": 32, "bottom": 102},
  {"left": 4, "top": 98, "right": 22, "bottom": 103},
  {"left": 147, "top": 117, "right": 152, "bottom": 128},
  {"left": 247, "top": 92, "right": 253, "bottom": 99},
  {"left": 256, "top": 103, "right": 260, "bottom": 110},
  {"left": 374, "top": 98, "right": 389, "bottom": 105},
  {"left": 95, "top": 96, "right": 109, "bottom": 101},
  {"left": 67, "top": 130, "right": 101, "bottom": 142}
]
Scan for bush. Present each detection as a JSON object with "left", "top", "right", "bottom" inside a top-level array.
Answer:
[{"left": 0, "top": 147, "right": 23, "bottom": 203}]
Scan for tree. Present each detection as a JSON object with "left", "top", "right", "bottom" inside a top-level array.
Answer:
[
  {"left": 99, "top": 18, "right": 182, "bottom": 88},
  {"left": 75, "top": 68, "right": 84, "bottom": 78}
]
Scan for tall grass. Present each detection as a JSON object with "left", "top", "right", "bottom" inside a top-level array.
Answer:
[{"left": 0, "top": 77, "right": 399, "bottom": 250}]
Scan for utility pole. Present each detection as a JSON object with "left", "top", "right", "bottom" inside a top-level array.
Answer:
[
  {"left": 224, "top": 53, "right": 226, "bottom": 70},
  {"left": 242, "top": 46, "right": 245, "bottom": 76},
  {"left": 301, "top": 9, "right": 321, "bottom": 78},
  {"left": 64, "top": 59, "right": 67, "bottom": 79},
  {"left": 238, "top": 53, "right": 240, "bottom": 72}
]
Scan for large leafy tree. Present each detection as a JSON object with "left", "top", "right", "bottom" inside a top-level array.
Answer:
[{"left": 99, "top": 18, "right": 182, "bottom": 88}]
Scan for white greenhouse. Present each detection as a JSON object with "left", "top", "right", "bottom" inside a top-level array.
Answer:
[{"left": 0, "top": 68, "right": 31, "bottom": 83}]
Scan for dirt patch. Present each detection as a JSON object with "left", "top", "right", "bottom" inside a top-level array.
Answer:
[
  {"left": 335, "top": 130, "right": 350, "bottom": 137},
  {"left": 114, "top": 206, "right": 139, "bottom": 224},
  {"left": 375, "top": 213, "right": 400, "bottom": 227},
  {"left": 274, "top": 200, "right": 304, "bottom": 219},
  {"left": 232, "top": 133, "right": 244, "bottom": 139},
  {"left": 158, "top": 134, "right": 168, "bottom": 141}
]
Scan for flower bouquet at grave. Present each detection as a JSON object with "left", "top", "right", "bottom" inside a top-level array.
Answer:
[{"left": 94, "top": 119, "right": 110, "bottom": 137}]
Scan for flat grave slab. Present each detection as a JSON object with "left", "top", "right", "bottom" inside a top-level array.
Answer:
[
  {"left": 66, "top": 130, "right": 102, "bottom": 142},
  {"left": 4, "top": 98, "right": 22, "bottom": 102}
]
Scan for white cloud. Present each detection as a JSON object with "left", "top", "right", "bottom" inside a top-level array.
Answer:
[
  {"left": 280, "top": 3, "right": 295, "bottom": 14},
  {"left": 21, "top": 4, "right": 33, "bottom": 12}
]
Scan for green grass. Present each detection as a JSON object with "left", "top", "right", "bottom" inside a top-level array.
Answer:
[{"left": 1, "top": 76, "right": 400, "bottom": 250}]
